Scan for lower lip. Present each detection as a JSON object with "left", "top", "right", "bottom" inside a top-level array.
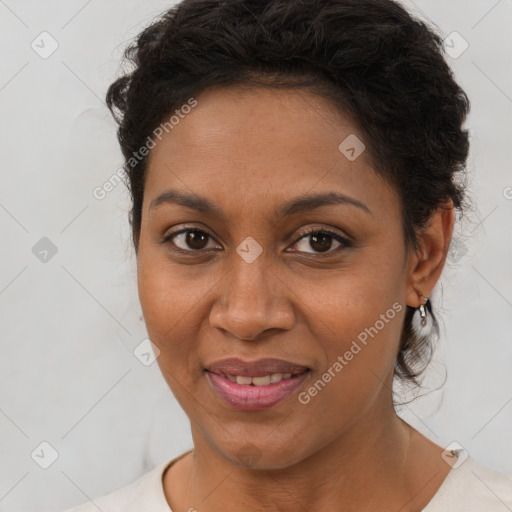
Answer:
[{"left": 206, "top": 371, "right": 310, "bottom": 411}]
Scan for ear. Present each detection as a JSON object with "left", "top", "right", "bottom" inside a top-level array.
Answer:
[{"left": 406, "top": 199, "right": 455, "bottom": 307}]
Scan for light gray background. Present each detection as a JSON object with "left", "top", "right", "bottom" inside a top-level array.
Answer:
[{"left": 0, "top": 1, "right": 511, "bottom": 510}]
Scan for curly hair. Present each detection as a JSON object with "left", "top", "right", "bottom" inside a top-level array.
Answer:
[{"left": 106, "top": 0, "right": 470, "bottom": 387}]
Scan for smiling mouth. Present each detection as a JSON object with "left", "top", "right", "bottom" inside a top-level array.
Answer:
[
  {"left": 205, "top": 356, "right": 310, "bottom": 377},
  {"left": 207, "top": 371, "right": 306, "bottom": 386},
  {"left": 205, "top": 366, "right": 311, "bottom": 410}
]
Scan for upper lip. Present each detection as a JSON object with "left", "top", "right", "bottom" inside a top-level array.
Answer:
[{"left": 205, "top": 357, "right": 310, "bottom": 377}]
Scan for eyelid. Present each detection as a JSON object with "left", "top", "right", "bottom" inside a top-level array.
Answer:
[
  {"left": 161, "top": 224, "right": 221, "bottom": 251},
  {"left": 293, "top": 225, "right": 352, "bottom": 244},
  {"left": 288, "top": 226, "right": 352, "bottom": 255}
]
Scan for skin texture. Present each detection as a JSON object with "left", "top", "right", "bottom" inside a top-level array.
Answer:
[{"left": 136, "top": 86, "right": 455, "bottom": 511}]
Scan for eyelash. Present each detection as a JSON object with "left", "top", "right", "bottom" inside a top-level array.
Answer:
[{"left": 160, "top": 225, "right": 352, "bottom": 256}]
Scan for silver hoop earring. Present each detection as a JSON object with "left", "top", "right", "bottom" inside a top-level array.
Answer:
[
  {"left": 418, "top": 303, "right": 427, "bottom": 327},
  {"left": 412, "top": 289, "right": 432, "bottom": 336}
]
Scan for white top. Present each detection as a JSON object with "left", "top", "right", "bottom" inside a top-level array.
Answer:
[{"left": 60, "top": 450, "right": 512, "bottom": 511}]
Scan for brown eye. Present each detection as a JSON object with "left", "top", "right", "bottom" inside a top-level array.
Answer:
[
  {"left": 309, "top": 232, "right": 335, "bottom": 252},
  {"left": 165, "top": 229, "right": 219, "bottom": 251},
  {"left": 289, "top": 229, "right": 351, "bottom": 255}
]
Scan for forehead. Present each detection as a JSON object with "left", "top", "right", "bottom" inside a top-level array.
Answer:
[
  {"left": 148, "top": 86, "right": 361, "bottom": 166},
  {"left": 143, "top": 86, "right": 397, "bottom": 218}
]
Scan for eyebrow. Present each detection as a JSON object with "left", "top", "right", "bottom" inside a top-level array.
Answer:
[{"left": 149, "top": 188, "right": 371, "bottom": 220}]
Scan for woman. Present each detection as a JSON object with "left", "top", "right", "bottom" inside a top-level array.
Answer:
[{"left": 63, "top": 0, "right": 512, "bottom": 510}]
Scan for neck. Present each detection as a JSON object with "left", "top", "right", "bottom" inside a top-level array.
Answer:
[{"left": 172, "top": 408, "right": 419, "bottom": 511}]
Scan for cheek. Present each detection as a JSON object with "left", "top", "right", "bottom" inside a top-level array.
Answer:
[
  {"left": 300, "top": 283, "right": 403, "bottom": 379},
  {"left": 291, "top": 252, "right": 406, "bottom": 400},
  {"left": 136, "top": 245, "right": 223, "bottom": 387},
  {"left": 136, "top": 248, "right": 194, "bottom": 361},
  {"left": 138, "top": 237, "right": 195, "bottom": 329},
  {"left": 294, "top": 248, "right": 404, "bottom": 341},
  {"left": 137, "top": 262, "right": 206, "bottom": 410}
]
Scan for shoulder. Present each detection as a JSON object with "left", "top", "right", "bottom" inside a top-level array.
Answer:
[
  {"left": 424, "top": 456, "right": 512, "bottom": 511},
  {"left": 57, "top": 454, "right": 185, "bottom": 512}
]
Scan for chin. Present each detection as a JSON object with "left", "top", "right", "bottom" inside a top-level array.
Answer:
[{"left": 211, "top": 434, "right": 312, "bottom": 471}]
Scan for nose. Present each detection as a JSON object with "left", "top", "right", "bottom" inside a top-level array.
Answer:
[{"left": 209, "top": 252, "right": 295, "bottom": 341}]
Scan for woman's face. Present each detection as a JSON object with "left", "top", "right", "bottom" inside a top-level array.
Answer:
[{"left": 137, "top": 86, "right": 414, "bottom": 469}]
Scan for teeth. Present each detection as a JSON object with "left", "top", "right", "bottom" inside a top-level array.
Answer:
[
  {"left": 252, "top": 375, "right": 271, "bottom": 386},
  {"left": 270, "top": 373, "right": 283, "bottom": 383},
  {"left": 229, "top": 373, "right": 295, "bottom": 386},
  {"left": 235, "top": 376, "right": 252, "bottom": 385}
]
